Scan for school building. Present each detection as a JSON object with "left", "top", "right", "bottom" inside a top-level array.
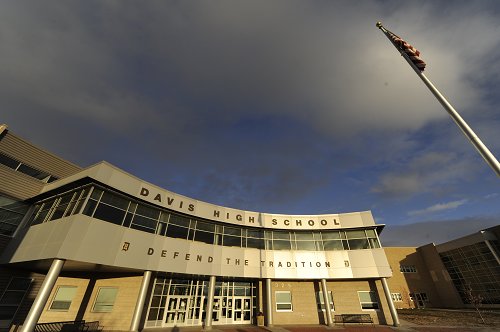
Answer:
[{"left": 0, "top": 124, "right": 498, "bottom": 332}]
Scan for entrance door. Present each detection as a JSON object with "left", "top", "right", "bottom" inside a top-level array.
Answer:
[
  {"left": 211, "top": 297, "right": 222, "bottom": 324},
  {"left": 164, "top": 296, "right": 189, "bottom": 326},
  {"left": 233, "top": 296, "right": 252, "bottom": 323},
  {"left": 414, "top": 293, "right": 425, "bottom": 308}
]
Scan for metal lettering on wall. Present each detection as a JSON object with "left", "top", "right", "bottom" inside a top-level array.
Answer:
[
  {"left": 138, "top": 186, "right": 343, "bottom": 229},
  {"left": 143, "top": 245, "right": 334, "bottom": 269}
]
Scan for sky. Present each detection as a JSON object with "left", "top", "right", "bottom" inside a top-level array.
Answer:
[{"left": 1, "top": 1, "right": 499, "bottom": 246}]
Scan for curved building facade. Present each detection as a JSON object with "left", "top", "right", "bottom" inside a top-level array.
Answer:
[{"left": 0, "top": 125, "right": 400, "bottom": 331}]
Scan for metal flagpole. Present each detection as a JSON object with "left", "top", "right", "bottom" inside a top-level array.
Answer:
[{"left": 376, "top": 22, "right": 500, "bottom": 178}]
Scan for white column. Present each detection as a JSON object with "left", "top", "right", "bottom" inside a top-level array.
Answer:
[
  {"left": 21, "top": 259, "right": 65, "bottom": 332},
  {"left": 265, "top": 278, "right": 273, "bottom": 326},
  {"left": 320, "top": 279, "right": 334, "bottom": 326},
  {"left": 380, "top": 277, "right": 400, "bottom": 327},
  {"left": 258, "top": 280, "right": 263, "bottom": 313},
  {"left": 129, "top": 270, "right": 152, "bottom": 332},
  {"left": 203, "top": 276, "right": 216, "bottom": 330}
]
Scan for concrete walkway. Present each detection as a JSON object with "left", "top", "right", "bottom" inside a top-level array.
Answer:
[{"left": 141, "top": 319, "right": 500, "bottom": 332}]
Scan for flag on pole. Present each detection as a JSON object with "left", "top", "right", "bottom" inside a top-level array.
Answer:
[
  {"left": 385, "top": 29, "right": 426, "bottom": 71},
  {"left": 377, "top": 22, "right": 500, "bottom": 177}
]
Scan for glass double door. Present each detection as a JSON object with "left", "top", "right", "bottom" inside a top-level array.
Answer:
[
  {"left": 212, "top": 296, "right": 252, "bottom": 324},
  {"left": 146, "top": 277, "right": 255, "bottom": 328},
  {"left": 165, "top": 296, "right": 189, "bottom": 325}
]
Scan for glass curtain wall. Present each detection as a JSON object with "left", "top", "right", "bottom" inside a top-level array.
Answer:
[
  {"left": 440, "top": 242, "right": 500, "bottom": 305},
  {"left": 27, "top": 185, "right": 382, "bottom": 252}
]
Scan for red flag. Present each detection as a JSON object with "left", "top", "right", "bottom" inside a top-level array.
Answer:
[{"left": 387, "top": 30, "right": 426, "bottom": 71}]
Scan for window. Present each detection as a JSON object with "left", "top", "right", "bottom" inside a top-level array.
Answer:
[
  {"left": 275, "top": 291, "right": 292, "bottom": 311},
  {"left": 272, "top": 231, "right": 291, "bottom": 250},
  {"left": 0, "top": 152, "right": 58, "bottom": 183},
  {"left": 294, "top": 232, "right": 317, "bottom": 251},
  {"left": 391, "top": 293, "right": 403, "bottom": 302},
  {"left": 0, "top": 277, "right": 32, "bottom": 328},
  {"left": 245, "top": 229, "right": 264, "bottom": 249},
  {"left": 316, "top": 291, "right": 335, "bottom": 310},
  {"left": 30, "top": 188, "right": 88, "bottom": 225},
  {"left": 222, "top": 226, "right": 242, "bottom": 247},
  {"left": 92, "top": 287, "right": 118, "bottom": 312},
  {"left": 0, "top": 196, "right": 30, "bottom": 236},
  {"left": 193, "top": 220, "right": 215, "bottom": 244},
  {"left": 49, "top": 286, "right": 77, "bottom": 311},
  {"left": 358, "top": 291, "right": 379, "bottom": 310},
  {"left": 400, "top": 265, "right": 417, "bottom": 273}
]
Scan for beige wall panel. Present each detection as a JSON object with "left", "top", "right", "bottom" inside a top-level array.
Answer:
[
  {"left": 82, "top": 276, "right": 143, "bottom": 331},
  {"left": 38, "top": 276, "right": 144, "bottom": 331},
  {"left": 4, "top": 217, "right": 392, "bottom": 280},
  {"left": 39, "top": 277, "right": 90, "bottom": 323},
  {"left": 327, "top": 280, "right": 386, "bottom": 324},
  {"left": 270, "top": 280, "right": 393, "bottom": 325},
  {"left": 271, "top": 281, "right": 320, "bottom": 325},
  {"left": 0, "top": 133, "right": 81, "bottom": 178},
  {"left": 384, "top": 247, "right": 446, "bottom": 309},
  {"left": 417, "top": 244, "right": 463, "bottom": 308},
  {"left": 338, "top": 212, "right": 365, "bottom": 228},
  {"left": 38, "top": 275, "right": 143, "bottom": 331},
  {"left": 0, "top": 166, "right": 43, "bottom": 200}
]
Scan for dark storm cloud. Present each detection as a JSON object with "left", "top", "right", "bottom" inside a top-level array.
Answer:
[
  {"left": 0, "top": 1, "right": 499, "bottom": 211},
  {"left": 3, "top": 1, "right": 499, "bottom": 134}
]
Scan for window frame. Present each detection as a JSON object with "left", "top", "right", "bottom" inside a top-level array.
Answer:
[
  {"left": 91, "top": 287, "right": 118, "bottom": 313},
  {"left": 275, "top": 291, "right": 293, "bottom": 312},
  {"left": 49, "top": 285, "right": 78, "bottom": 311},
  {"left": 357, "top": 291, "right": 380, "bottom": 311}
]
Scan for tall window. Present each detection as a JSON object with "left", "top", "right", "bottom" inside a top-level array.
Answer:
[
  {"left": 275, "top": 291, "right": 292, "bottom": 311},
  {"left": 49, "top": 286, "right": 77, "bottom": 311},
  {"left": 92, "top": 287, "right": 118, "bottom": 312},
  {"left": 0, "top": 196, "right": 29, "bottom": 236},
  {"left": 358, "top": 291, "right": 379, "bottom": 310},
  {"left": 316, "top": 291, "right": 335, "bottom": 311},
  {"left": 0, "top": 278, "right": 32, "bottom": 328}
]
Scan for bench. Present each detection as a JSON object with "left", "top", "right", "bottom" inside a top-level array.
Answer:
[
  {"left": 34, "top": 321, "right": 103, "bottom": 332},
  {"left": 83, "top": 321, "right": 103, "bottom": 332},
  {"left": 334, "top": 314, "right": 374, "bottom": 325},
  {"left": 34, "top": 321, "right": 86, "bottom": 332}
]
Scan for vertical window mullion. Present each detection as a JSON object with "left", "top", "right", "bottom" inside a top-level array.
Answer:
[
  {"left": 68, "top": 190, "right": 84, "bottom": 216},
  {"left": 79, "top": 186, "right": 95, "bottom": 214},
  {"left": 45, "top": 197, "right": 61, "bottom": 222},
  {"left": 62, "top": 192, "right": 78, "bottom": 218}
]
